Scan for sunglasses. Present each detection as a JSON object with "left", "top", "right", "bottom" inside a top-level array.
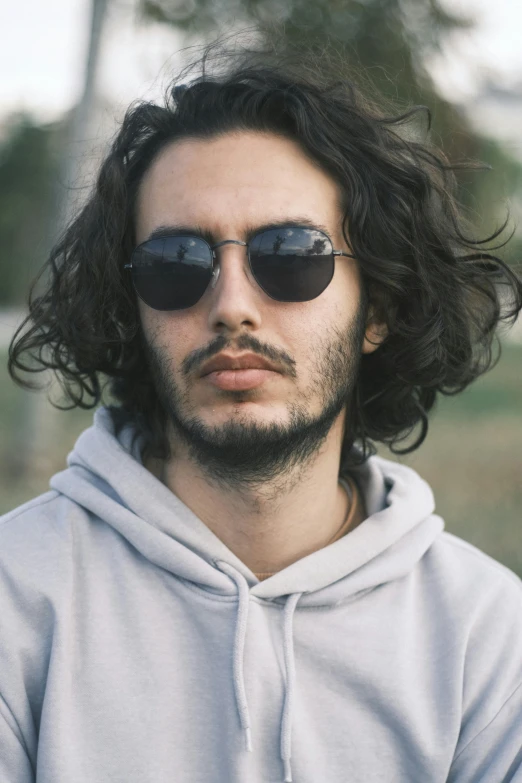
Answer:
[{"left": 125, "top": 225, "right": 355, "bottom": 311}]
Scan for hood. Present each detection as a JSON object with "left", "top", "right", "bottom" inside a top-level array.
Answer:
[{"left": 50, "top": 406, "right": 444, "bottom": 782}]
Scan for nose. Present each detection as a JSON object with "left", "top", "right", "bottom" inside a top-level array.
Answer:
[{"left": 206, "top": 244, "right": 263, "bottom": 335}]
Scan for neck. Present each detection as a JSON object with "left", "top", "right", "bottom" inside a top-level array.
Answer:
[{"left": 150, "top": 417, "right": 359, "bottom": 576}]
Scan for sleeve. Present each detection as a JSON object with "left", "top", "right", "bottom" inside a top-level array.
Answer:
[
  {"left": 0, "top": 693, "right": 35, "bottom": 783},
  {"left": 0, "top": 510, "right": 57, "bottom": 783},
  {"left": 447, "top": 682, "right": 522, "bottom": 782},
  {"left": 447, "top": 568, "right": 522, "bottom": 783}
]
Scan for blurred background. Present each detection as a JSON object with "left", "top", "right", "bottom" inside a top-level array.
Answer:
[{"left": 0, "top": 0, "right": 521, "bottom": 573}]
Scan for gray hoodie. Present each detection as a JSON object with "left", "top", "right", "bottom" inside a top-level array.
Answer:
[{"left": 1, "top": 406, "right": 521, "bottom": 782}]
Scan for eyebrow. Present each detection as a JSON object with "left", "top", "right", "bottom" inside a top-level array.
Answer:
[{"left": 145, "top": 217, "right": 334, "bottom": 245}]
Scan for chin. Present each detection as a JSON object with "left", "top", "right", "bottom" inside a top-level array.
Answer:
[
  {"left": 202, "top": 400, "right": 289, "bottom": 427},
  {"left": 204, "top": 400, "right": 288, "bottom": 425}
]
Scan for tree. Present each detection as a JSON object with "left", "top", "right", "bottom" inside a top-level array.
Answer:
[
  {"left": 0, "top": 115, "right": 63, "bottom": 305},
  {"left": 140, "top": 0, "right": 522, "bottom": 257}
]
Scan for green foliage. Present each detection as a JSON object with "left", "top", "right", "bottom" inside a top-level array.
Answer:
[
  {"left": 139, "top": 0, "right": 470, "bottom": 105},
  {"left": 0, "top": 114, "right": 61, "bottom": 305}
]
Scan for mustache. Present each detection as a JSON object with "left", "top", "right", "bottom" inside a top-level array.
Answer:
[{"left": 182, "top": 333, "right": 297, "bottom": 378}]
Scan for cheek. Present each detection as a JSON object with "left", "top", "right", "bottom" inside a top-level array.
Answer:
[
  {"left": 271, "top": 305, "right": 330, "bottom": 366},
  {"left": 331, "top": 260, "right": 361, "bottom": 310},
  {"left": 277, "top": 282, "right": 361, "bottom": 370},
  {"left": 286, "top": 285, "right": 358, "bottom": 342},
  {"left": 138, "top": 304, "right": 197, "bottom": 365},
  {"left": 138, "top": 301, "right": 157, "bottom": 338}
]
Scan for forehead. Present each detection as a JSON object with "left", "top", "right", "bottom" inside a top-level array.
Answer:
[{"left": 135, "top": 131, "right": 344, "bottom": 243}]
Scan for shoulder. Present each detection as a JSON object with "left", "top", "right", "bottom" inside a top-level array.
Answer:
[
  {"left": 0, "top": 490, "right": 87, "bottom": 598},
  {"left": 427, "top": 529, "right": 522, "bottom": 597},
  {"left": 425, "top": 534, "right": 522, "bottom": 763},
  {"left": 420, "top": 529, "right": 522, "bottom": 673},
  {"left": 1, "top": 489, "right": 75, "bottom": 542}
]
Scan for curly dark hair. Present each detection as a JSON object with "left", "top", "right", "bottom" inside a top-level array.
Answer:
[{"left": 8, "top": 40, "right": 522, "bottom": 468}]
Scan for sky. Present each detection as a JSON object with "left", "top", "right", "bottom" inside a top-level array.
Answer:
[
  {"left": 427, "top": 0, "right": 522, "bottom": 101},
  {"left": 1, "top": 0, "right": 522, "bottom": 121},
  {"left": 0, "top": 0, "right": 184, "bottom": 122}
]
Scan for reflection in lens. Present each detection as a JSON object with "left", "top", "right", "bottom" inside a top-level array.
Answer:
[
  {"left": 130, "top": 236, "right": 213, "bottom": 310},
  {"left": 249, "top": 227, "right": 334, "bottom": 302}
]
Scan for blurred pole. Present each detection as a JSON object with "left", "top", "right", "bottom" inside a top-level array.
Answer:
[
  {"left": 22, "top": 0, "right": 110, "bottom": 479},
  {"left": 61, "top": 0, "right": 110, "bottom": 226}
]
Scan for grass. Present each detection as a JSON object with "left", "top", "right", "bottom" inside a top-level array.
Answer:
[
  {"left": 1, "top": 343, "right": 521, "bottom": 577},
  {"left": 377, "top": 341, "right": 522, "bottom": 576}
]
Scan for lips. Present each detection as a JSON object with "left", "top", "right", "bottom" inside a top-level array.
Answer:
[{"left": 199, "top": 352, "right": 281, "bottom": 377}]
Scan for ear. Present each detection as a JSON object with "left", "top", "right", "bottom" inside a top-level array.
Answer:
[{"left": 362, "top": 307, "right": 388, "bottom": 355}]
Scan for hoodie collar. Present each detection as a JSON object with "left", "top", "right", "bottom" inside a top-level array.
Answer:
[{"left": 53, "top": 406, "right": 442, "bottom": 605}]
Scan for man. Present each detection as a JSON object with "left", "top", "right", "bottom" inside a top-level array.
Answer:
[{"left": 3, "top": 44, "right": 522, "bottom": 782}]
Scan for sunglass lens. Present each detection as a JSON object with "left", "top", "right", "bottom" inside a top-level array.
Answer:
[
  {"left": 249, "top": 228, "right": 334, "bottom": 302},
  {"left": 130, "top": 236, "right": 213, "bottom": 310}
]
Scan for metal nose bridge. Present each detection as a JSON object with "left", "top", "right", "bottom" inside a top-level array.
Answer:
[
  {"left": 209, "top": 239, "right": 249, "bottom": 289},
  {"left": 211, "top": 239, "right": 248, "bottom": 251}
]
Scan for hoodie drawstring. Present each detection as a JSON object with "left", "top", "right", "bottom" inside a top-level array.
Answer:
[
  {"left": 215, "top": 560, "right": 303, "bottom": 783},
  {"left": 280, "top": 591, "right": 301, "bottom": 782}
]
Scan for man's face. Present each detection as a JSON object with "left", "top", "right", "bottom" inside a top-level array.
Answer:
[{"left": 135, "top": 131, "right": 377, "bottom": 486}]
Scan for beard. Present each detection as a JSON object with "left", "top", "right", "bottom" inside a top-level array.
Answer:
[{"left": 143, "top": 305, "right": 367, "bottom": 491}]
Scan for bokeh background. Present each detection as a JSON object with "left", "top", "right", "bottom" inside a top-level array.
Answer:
[{"left": 1, "top": 0, "right": 521, "bottom": 573}]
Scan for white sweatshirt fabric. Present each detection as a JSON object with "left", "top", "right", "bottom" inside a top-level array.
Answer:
[{"left": 1, "top": 406, "right": 521, "bottom": 782}]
